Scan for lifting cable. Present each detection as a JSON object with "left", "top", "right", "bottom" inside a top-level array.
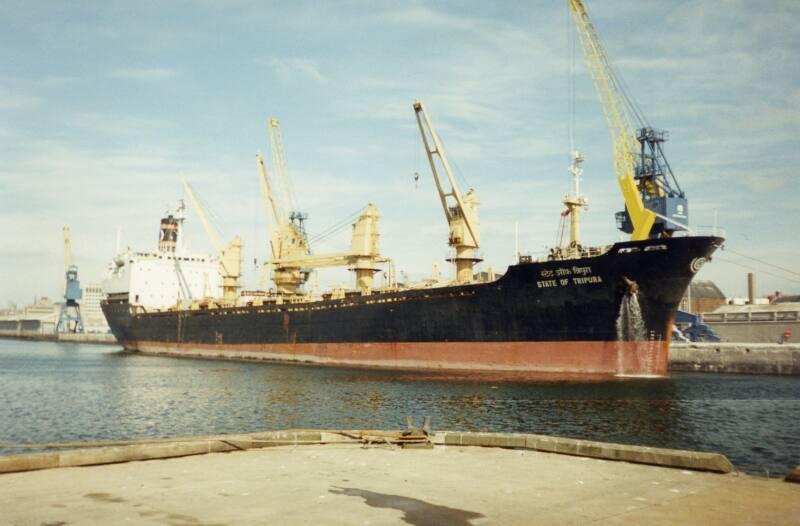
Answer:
[
  {"left": 722, "top": 248, "right": 800, "bottom": 279},
  {"left": 306, "top": 206, "right": 365, "bottom": 245}
]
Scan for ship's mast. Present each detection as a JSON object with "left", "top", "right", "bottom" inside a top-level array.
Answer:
[{"left": 562, "top": 150, "right": 588, "bottom": 251}]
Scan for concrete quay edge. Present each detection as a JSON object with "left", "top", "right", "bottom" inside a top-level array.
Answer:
[
  {"left": 0, "top": 429, "right": 735, "bottom": 475},
  {"left": 436, "top": 431, "right": 736, "bottom": 473},
  {"left": 0, "top": 430, "right": 327, "bottom": 475}
]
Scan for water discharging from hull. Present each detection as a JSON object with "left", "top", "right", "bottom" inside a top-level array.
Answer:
[
  {"left": 616, "top": 293, "right": 646, "bottom": 341},
  {"left": 615, "top": 292, "right": 651, "bottom": 376}
]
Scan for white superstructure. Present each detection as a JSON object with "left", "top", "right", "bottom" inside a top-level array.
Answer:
[{"left": 102, "top": 202, "right": 223, "bottom": 309}]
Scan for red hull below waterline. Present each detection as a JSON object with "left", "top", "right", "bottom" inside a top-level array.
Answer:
[{"left": 125, "top": 339, "right": 670, "bottom": 378}]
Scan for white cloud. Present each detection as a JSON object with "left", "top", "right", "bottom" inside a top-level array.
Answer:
[
  {"left": 68, "top": 111, "right": 168, "bottom": 136},
  {"left": 0, "top": 91, "right": 40, "bottom": 110},
  {"left": 2, "top": 1, "right": 799, "bottom": 302},
  {"left": 110, "top": 67, "right": 177, "bottom": 81},
  {"left": 267, "top": 58, "right": 328, "bottom": 84}
]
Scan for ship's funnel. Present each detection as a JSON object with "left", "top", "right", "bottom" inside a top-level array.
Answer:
[{"left": 159, "top": 215, "right": 179, "bottom": 253}]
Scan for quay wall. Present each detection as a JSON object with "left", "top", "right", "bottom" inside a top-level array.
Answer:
[
  {"left": 670, "top": 342, "right": 800, "bottom": 375},
  {"left": 0, "top": 332, "right": 116, "bottom": 344}
]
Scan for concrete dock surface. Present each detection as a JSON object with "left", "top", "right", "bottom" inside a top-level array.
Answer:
[{"left": 2, "top": 443, "right": 798, "bottom": 525}]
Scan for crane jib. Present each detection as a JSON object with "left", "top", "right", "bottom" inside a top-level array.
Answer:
[{"left": 568, "top": 0, "right": 689, "bottom": 240}]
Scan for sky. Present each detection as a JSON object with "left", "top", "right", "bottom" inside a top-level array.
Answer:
[{"left": 1, "top": 0, "right": 799, "bottom": 307}]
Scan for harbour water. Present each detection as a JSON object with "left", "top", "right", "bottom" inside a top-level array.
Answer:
[{"left": 1, "top": 339, "right": 798, "bottom": 475}]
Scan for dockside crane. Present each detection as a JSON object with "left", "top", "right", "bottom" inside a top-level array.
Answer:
[
  {"left": 568, "top": 0, "right": 688, "bottom": 240},
  {"left": 56, "top": 225, "right": 83, "bottom": 333},
  {"left": 413, "top": 100, "right": 481, "bottom": 284},
  {"left": 181, "top": 179, "right": 243, "bottom": 304}
]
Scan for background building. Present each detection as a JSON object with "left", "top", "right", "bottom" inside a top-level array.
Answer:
[
  {"left": 680, "top": 280, "right": 726, "bottom": 314},
  {"left": 0, "top": 297, "right": 60, "bottom": 336},
  {"left": 81, "top": 283, "right": 109, "bottom": 333}
]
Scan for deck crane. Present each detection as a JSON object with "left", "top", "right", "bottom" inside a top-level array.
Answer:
[
  {"left": 268, "top": 118, "right": 308, "bottom": 238},
  {"left": 181, "top": 179, "right": 243, "bottom": 304},
  {"left": 269, "top": 204, "right": 383, "bottom": 294},
  {"left": 257, "top": 119, "right": 383, "bottom": 294},
  {"left": 256, "top": 153, "right": 280, "bottom": 259},
  {"left": 56, "top": 225, "right": 83, "bottom": 333},
  {"left": 413, "top": 100, "right": 481, "bottom": 284},
  {"left": 568, "top": 0, "right": 688, "bottom": 240},
  {"left": 257, "top": 119, "right": 312, "bottom": 295}
]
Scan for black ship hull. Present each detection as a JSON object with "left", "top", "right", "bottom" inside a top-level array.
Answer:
[{"left": 102, "top": 236, "right": 723, "bottom": 377}]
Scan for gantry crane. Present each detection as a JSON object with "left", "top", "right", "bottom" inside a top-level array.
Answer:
[
  {"left": 181, "top": 180, "right": 243, "bottom": 304},
  {"left": 568, "top": 0, "right": 688, "bottom": 240},
  {"left": 413, "top": 100, "right": 481, "bottom": 284},
  {"left": 56, "top": 225, "right": 83, "bottom": 333}
]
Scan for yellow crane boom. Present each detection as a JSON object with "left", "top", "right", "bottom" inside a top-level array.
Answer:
[
  {"left": 62, "top": 225, "right": 72, "bottom": 274},
  {"left": 268, "top": 118, "right": 294, "bottom": 224},
  {"left": 413, "top": 100, "right": 481, "bottom": 283},
  {"left": 181, "top": 178, "right": 242, "bottom": 303},
  {"left": 568, "top": 0, "right": 656, "bottom": 240},
  {"left": 256, "top": 152, "right": 280, "bottom": 259},
  {"left": 182, "top": 179, "right": 224, "bottom": 256}
]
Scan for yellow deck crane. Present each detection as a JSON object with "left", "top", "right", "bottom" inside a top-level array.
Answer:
[
  {"left": 256, "top": 118, "right": 312, "bottom": 295},
  {"left": 257, "top": 118, "right": 382, "bottom": 295},
  {"left": 181, "top": 180, "right": 243, "bottom": 304},
  {"left": 413, "top": 100, "right": 481, "bottom": 284},
  {"left": 268, "top": 204, "right": 383, "bottom": 294},
  {"left": 568, "top": 0, "right": 689, "bottom": 240}
]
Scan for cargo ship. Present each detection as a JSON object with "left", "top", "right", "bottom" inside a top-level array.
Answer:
[
  {"left": 103, "top": 234, "right": 721, "bottom": 376},
  {"left": 103, "top": 3, "right": 724, "bottom": 377},
  {"left": 102, "top": 101, "right": 723, "bottom": 377}
]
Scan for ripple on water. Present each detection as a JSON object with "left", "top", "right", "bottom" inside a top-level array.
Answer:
[{"left": 0, "top": 339, "right": 798, "bottom": 475}]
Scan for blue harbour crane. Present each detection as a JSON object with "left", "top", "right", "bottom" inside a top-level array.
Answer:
[
  {"left": 568, "top": 0, "right": 689, "bottom": 240},
  {"left": 56, "top": 225, "right": 84, "bottom": 333}
]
